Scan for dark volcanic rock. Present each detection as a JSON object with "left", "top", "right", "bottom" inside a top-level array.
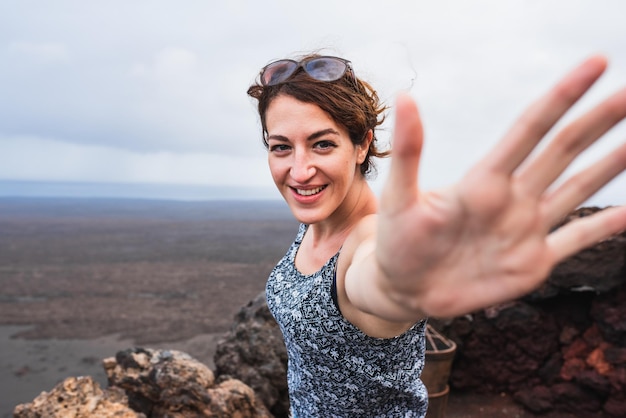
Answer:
[
  {"left": 591, "top": 287, "right": 626, "bottom": 346},
  {"left": 513, "top": 385, "right": 553, "bottom": 413},
  {"left": 444, "top": 301, "right": 560, "bottom": 392},
  {"left": 214, "top": 291, "right": 289, "bottom": 418},
  {"left": 436, "top": 206, "right": 626, "bottom": 417},
  {"left": 536, "top": 207, "right": 626, "bottom": 298}
]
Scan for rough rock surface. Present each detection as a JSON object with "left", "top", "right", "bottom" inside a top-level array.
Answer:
[
  {"left": 213, "top": 291, "right": 289, "bottom": 418},
  {"left": 104, "top": 347, "right": 272, "bottom": 418},
  {"left": 536, "top": 206, "right": 626, "bottom": 298},
  {"left": 434, "top": 207, "right": 626, "bottom": 417},
  {"left": 13, "top": 375, "right": 143, "bottom": 418},
  {"left": 13, "top": 348, "right": 272, "bottom": 417}
]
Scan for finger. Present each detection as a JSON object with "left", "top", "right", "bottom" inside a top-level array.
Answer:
[
  {"left": 547, "top": 205, "right": 626, "bottom": 262},
  {"left": 480, "top": 55, "right": 608, "bottom": 175},
  {"left": 381, "top": 93, "right": 424, "bottom": 213},
  {"left": 543, "top": 141, "right": 626, "bottom": 227},
  {"left": 519, "top": 87, "right": 626, "bottom": 195}
]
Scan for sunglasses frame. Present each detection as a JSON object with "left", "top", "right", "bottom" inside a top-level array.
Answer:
[{"left": 259, "top": 56, "right": 356, "bottom": 87}]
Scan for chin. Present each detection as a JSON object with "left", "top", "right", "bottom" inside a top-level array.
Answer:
[{"left": 287, "top": 205, "right": 327, "bottom": 225}]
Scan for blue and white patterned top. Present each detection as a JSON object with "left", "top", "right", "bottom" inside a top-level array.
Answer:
[{"left": 266, "top": 224, "right": 428, "bottom": 417}]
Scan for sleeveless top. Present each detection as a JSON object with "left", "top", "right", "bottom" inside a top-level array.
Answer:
[{"left": 266, "top": 224, "right": 428, "bottom": 417}]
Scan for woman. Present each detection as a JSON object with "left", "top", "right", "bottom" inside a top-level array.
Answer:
[{"left": 247, "top": 54, "right": 626, "bottom": 417}]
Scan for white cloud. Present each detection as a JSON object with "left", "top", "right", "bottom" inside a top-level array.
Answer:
[{"left": 0, "top": 0, "right": 624, "bottom": 204}]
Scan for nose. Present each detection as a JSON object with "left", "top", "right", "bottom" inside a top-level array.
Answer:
[{"left": 290, "top": 150, "right": 316, "bottom": 183}]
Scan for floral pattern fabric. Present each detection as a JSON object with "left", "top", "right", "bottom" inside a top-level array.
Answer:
[{"left": 266, "top": 224, "right": 428, "bottom": 417}]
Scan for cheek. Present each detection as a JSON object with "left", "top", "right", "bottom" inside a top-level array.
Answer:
[
  {"left": 334, "top": 157, "right": 359, "bottom": 183},
  {"left": 268, "top": 156, "right": 287, "bottom": 182}
]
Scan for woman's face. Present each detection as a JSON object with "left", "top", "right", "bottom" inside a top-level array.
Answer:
[{"left": 265, "top": 95, "right": 369, "bottom": 225}]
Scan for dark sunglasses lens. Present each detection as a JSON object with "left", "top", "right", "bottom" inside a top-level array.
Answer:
[
  {"left": 262, "top": 60, "right": 298, "bottom": 86},
  {"left": 304, "top": 58, "right": 347, "bottom": 81}
]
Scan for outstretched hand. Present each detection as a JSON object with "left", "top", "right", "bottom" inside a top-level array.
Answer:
[{"left": 377, "top": 55, "right": 626, "bottom": 318}]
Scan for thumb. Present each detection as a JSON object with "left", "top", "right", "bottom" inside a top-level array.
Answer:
[{"left": 381, "top": 93, "right": 424, "bottom": 213}]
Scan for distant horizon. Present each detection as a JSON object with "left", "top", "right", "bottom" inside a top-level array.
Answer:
[
  {"left": 0, "top": 178, "right": 622, "bottom": 208},
  {"left": 0, "top": 179, "right": 283, "bottom": 202}
]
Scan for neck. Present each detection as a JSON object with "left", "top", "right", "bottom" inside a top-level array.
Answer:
[{"left": 308, "top": 179, "right": 377, "bottom": 249}]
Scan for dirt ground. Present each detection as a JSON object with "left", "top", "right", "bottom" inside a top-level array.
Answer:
[{"left": 0, "top": 198, "right": 577, "bottom": 417}]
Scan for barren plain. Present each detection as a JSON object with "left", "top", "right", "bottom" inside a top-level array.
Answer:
[{"left": 0, "top": 198, "right": 575, "bottom": 417}]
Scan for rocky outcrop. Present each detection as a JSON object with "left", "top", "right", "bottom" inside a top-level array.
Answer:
[
  {"left": 213, "top": 291, "right": 289, "bottom": 418},
  {"left": 104, "top": 348, "right": 272, "bottom": 418},
  {"left": 13, "top": 376, "right": 143, "bottom": 418},
  {"left": 13, "top": 348, "right": 272, "bottom": 418},
  {"left": 434, "top": 207, "right": 626, "bottom": 417}
]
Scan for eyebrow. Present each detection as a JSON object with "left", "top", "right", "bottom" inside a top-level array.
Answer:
[{"left": 267, "top": 128, "right": 340, "bottom": 142}]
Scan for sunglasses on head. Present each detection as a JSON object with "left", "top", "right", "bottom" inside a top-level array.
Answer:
[{"left": 259, "top": 56, "right": 355, "bottom": 87}]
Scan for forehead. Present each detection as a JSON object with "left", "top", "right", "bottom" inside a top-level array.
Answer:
[{"left": 265, "top": 95, "right": 343, "bottom": 135}]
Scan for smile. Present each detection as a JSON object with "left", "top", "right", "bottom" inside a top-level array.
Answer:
[{"left": 295, "top": 186, "right": 327, "bottom": 196}]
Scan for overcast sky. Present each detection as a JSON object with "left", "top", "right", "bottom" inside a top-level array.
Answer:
[{"left": 0, "top": 0, "right": 624, "bottom": 204}]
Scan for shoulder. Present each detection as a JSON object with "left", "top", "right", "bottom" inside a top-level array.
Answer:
[{"left": 336, "top": 214, "right": 377, "bottom": 273}]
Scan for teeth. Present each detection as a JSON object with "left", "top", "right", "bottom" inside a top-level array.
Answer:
[{"left": 296, "top": 186, "right": 325, "bottom": 196}]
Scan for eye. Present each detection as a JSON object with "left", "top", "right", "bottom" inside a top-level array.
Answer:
[
  {"left": 314, "top": 140, "right": 336, "bottom": 150},
  {"left": 269, "top": 143, "right": 291, "bottom": 153}
]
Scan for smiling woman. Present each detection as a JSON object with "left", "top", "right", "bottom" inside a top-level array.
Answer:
[
  {"left": 248, "top": 54, "right": 429, "bottom": 417},
  {"left": 246, "top": 52, "right": 626, "bottom": 417},
  {"left": 265, "top": 96, "right": 371, "bottom": 227}
]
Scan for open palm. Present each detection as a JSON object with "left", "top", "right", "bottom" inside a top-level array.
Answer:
[{"left": 377, "top": 56, "right": 626, "bottom": 318}]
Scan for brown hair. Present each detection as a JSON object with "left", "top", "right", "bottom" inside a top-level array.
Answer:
[{"left": 247, "top": 53, "right": 389, "bottom": 178}]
